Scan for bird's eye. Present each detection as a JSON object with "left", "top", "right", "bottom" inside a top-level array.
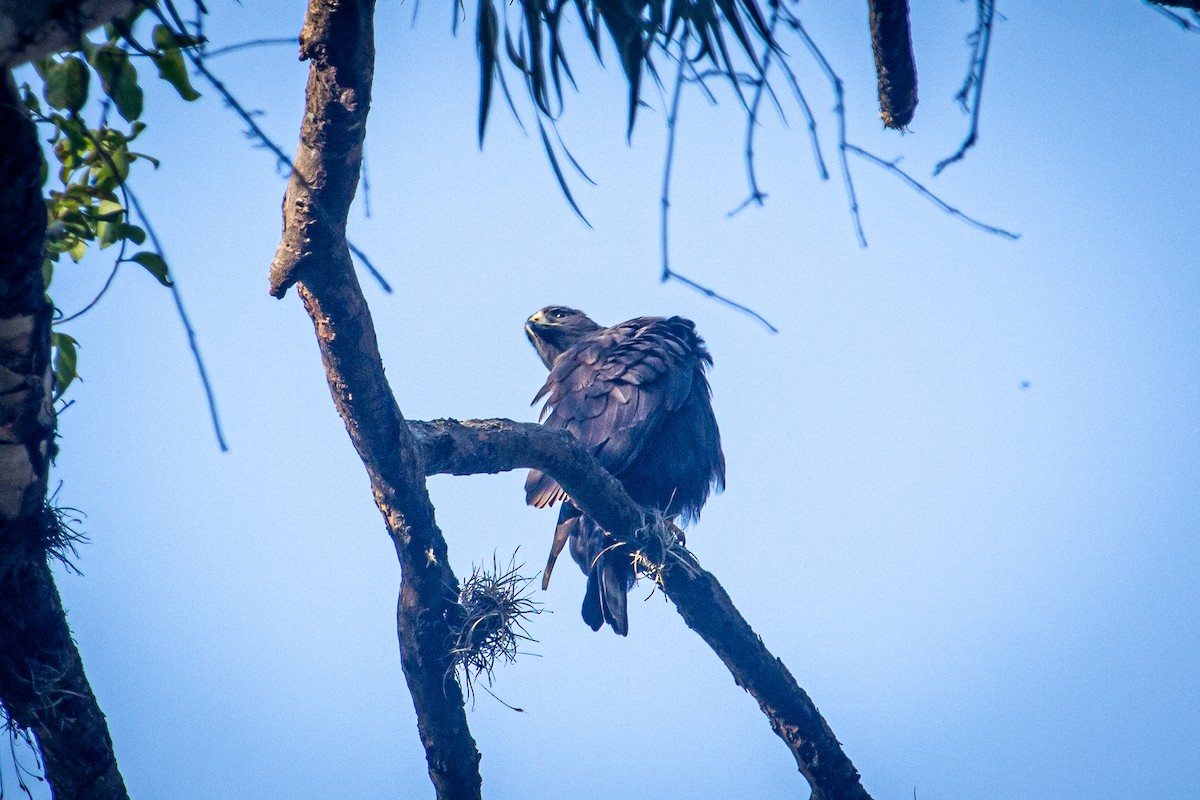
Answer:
[{"left": 549, "top": 309, "right": 566, "bottom": 319}]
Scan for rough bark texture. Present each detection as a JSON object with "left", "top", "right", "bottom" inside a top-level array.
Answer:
[
  {"left": 0, "top": 0, "right": 133, "bottom": 68},
  {"left": 0, "top": 514, "right": 129, "bottom": 800},
  {"left": 0, "top": 73, "right": 55, "bottom": 522},
  {"left": 0, "top": 75, "right": 129, "bottom": 800},
  {"left": 411, "top": 418, "right": 875, "bottom": 800},
  {"left": 868, "top": 0, "right": 917, "bottom": 129},
  {"left": 271, "top": 2, "right": 483, "bottom": 797},
  {"left": 268, "top": 0, "right": 372, "bottom": 298}
]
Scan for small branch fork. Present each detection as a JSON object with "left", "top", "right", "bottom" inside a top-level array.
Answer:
[
  {"left": 934, "top": 0, "right": 997, "bottom": 176},
  {"left": 409, "top": 419, "right": 875, "bottom": 800}
]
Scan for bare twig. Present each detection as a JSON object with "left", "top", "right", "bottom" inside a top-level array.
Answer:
[
  {"left": 659, "top": 44, "right": 688, "bottom": 284},
  {"left": 202, "top": 36, "right": 297, "bottom": 58},
  {"left": 666, "top": 271, "right": 780, "bottom": 333},
  {"left": 934, "top": 0, "right": 997, "bottom": 175},
  {"left": 140, "top": 5, "right": 391, "bottom": 296},
  {"left": 787, "top": 11, "right": 868, "bottom": 247},
  {"left": 775, "top": 54, "right": 829, "bottom": 181},
  {"left": 660, "top": 41, "right": 778, "bottom": 333},
  {"left": 56, "top": 260, "right": 121, "bottom": 323},
  {"left": 729, "top": 1, "right": 828, "bottom": 218},
  {"left": 125, "top": 188, "right": 230, "bottom": 452},
  {"left": 846, "top": 144, "right": 1019, "bottom": 239}
]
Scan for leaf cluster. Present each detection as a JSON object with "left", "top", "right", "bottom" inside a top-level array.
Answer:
[
  {"left": 19, "top": 7, "right": 204, "bottom": 399},
  {"left": 473, "top": 0, "right": 775, "bottom": 139}
]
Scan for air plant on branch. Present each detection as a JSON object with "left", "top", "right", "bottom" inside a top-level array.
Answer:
[{"left": 449, "top": 553, "right": 542, "bottom": 703}]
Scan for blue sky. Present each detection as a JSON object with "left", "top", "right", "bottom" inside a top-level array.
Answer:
[{"left": 6, "top": 1, "right": 1199, "bottom": 799}]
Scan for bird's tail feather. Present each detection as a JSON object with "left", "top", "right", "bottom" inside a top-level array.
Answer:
[{"left": 581, "top": 543, "right": 633, "bottom": 636}]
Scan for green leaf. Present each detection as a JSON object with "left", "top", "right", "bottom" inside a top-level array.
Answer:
[
  {"left": 152, "top": 49, "right": 201, "bottom": 101},
  {"left": 89, "top": 45, "right": 143, "bottom": 122},
  {"left": 51, "top": 332, "right": 80, "bottom": 399},
  {"left": 129, "top": 251, "right": 172, "bottom": 286},
  {"left": 152, "top": 24, "right": 173, "bottom": 50},
  {"left": 44, "top": 57, "right": 90, "bottom": 113},
  {"left": 96, "top": 220, "right": 117, "bottom": 248},
  {"left": 21, "top": 83, "right": 43, "bottom": 115},
  {"left": 152, "top": 24, "right": 204, "bottom": 50},
  {"left": 117, "top": 223, "right": 146, "bottom": 245},
  {"left": 68, "top": 239, "right": 87, "bottom": 262},
  {"left": 96, "top": 198, "right": 125, "bottom": 220},
  {"left": 108, "top": 147, "right": 130, "bottom": 181}
]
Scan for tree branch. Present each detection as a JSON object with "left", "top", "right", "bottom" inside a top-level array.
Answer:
[
  {"left": 409, "top": 418, "right": 875, "bottom": 800},
  {"left": 269, "top": 1, "right": 482, "bottom": 797},
  {"left": 267, "top": 0, "right": 375, "bottom": 298}
]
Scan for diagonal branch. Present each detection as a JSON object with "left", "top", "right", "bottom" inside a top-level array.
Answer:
[
  {"left": 409, "top": 418, "right": 875, "bottom": 800},
  {"left": 268, "top": 1, "right": 482, "bottom": 797}
]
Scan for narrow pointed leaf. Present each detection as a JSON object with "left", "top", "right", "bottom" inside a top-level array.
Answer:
[
  {"left": 477, "top": 0, "right": 499, "bottom": 144},
  {"left": 538, "top": 120, "right": 591, "bottom": 227}
]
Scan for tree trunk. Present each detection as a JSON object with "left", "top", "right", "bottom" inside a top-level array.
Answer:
[{"left": 0, "top": 72, "right": 129, "bottom": 800}]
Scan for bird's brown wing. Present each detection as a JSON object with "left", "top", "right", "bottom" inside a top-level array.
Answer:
[{"left": 524, "top": 317, "right": 696, "bottom": 508}]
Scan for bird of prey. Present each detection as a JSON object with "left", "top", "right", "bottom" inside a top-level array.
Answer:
[{"left": 524, "top": 306, "right": 725, "bottom": 635}]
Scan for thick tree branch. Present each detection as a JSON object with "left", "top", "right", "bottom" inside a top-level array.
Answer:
[
  {"left": 268, "top": 0, "right": 371, "bottom": 298},
  {"left": 410, "top": 418, "right": 875, "bottom": 800},
  {"left": 867, "top": 0, "right": 918, "bottom": 129},
  {"left": 0, "top": 74, "right": 128, "bottom": 800},
  {"left": 0, "top": 0, "right": 133, "bottom": 67},
  {"left": 270, "top": 2, "right": 482, "bottom": 797}
]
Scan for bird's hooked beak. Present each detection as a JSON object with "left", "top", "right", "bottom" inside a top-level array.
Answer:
[{"left": 525, "top": 309, "right": 551, "bottom": 340}]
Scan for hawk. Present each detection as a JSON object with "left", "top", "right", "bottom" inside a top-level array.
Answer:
[{"left": 524, "top": 306, "right": 725, "bottom": 635}]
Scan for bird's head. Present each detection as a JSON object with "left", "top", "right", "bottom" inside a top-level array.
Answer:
[{"left": 525, "top": 306, "right": 602, "bottom": 368}]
